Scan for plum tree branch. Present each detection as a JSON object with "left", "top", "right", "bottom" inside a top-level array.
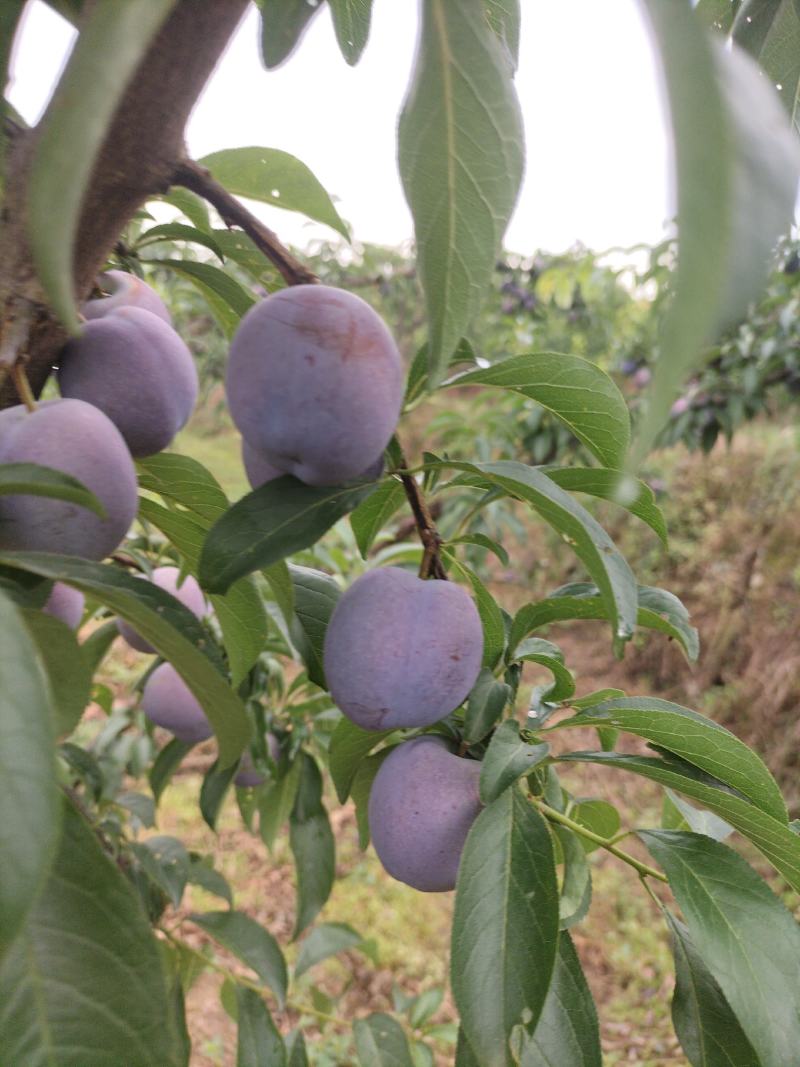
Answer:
[
  {"left": 394, "top": 443, "right": 447, "bottom": 580},
  {"left": 171, "top": 159, "right": 318, "bottom": 287}
]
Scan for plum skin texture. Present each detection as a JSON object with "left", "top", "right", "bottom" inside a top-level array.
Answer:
[
  {"left": 0, "top": 398, "right": 138, "bottom": 560},
  {"left": 43, "top": 582, "right": 85, "bottom": 630},
  {"left": 117, "top": 566, "right": 210, "bottom": 654},
  {"left": 241, "top": 438, "right": 283, "bottom": 489},
  {"left": 226, "top": 285, "right": 403, "bottom": 486},
  {"left": 58, "top": 306, "right": 198, "bottom": 458},
  {"left": 82, "top": 270, "right": 171, "bottom": 325},
  {"left": 141, "top": 662, "right": 213, "bottom": 743},
  {"left": 235, "top": 732, "right": 280, "bottom": 787},
  {"left": 323, "top": 567, "right": 484, "bottom": 731},
  {"left": 368, "top": 737, "right": 482, "bottom": 892}
]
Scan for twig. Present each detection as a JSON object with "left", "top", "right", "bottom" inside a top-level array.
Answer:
[
  {"left": 11, "top": 363, "right": 37, "bottom": 412},
  {"left": 171, "top": 159, "right": 318, "bottom": 287},
  {"left": 395, "top": 444, "right": 447, "bottom": 580}
]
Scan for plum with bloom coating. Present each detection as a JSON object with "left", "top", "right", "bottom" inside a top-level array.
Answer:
[
  {"left": 323, "top": 567, "right": 483, "bottom": 731},
  {"left": 368, "top": 737, "right": 482, "bottom": 892},
  {"left": 141, "top": 662, "right": 212, "bottom": 743},
  {"left": 0, "top": 398, "right": 138, "bottom": 559},
  {"left": 226, "top": 285, "right": 403, "bottom": 486},
  {"left": 117, "top": 566, "right": 209, "bottom": 653},
  {"left": 83, "top": 270, "right": 171, "bottom": 324},
  {"left": 43, "top": 582, "right": 85, "bottom": 630},
  {"left": 235, "top": 732, "right": 280, "bottom": 787}
]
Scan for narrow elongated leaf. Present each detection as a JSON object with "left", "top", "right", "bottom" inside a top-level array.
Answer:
[
  {"left": 290, "top": 754, "right": 335, "bottom": 938},
  {"left": 667, "top": 913, "right": 759, "bottom": 1067},
  {"left": 515, "top": 933, "right": 601, "bottom": 1066},
  {"left": 509, "top": 583, "right": 699, "bottom": 662},
  {"left": 136, "top": 453, "right": 229, "bottom": 523},
  {"left": 555, "top": 827, "right": 592, "bottom": 930},
  {"left": 558, "top": 751, "right": 800, "bottom": 894},
  {"left": 0, "top": 591, "right": 58, "bottom": 957},
  {"left": 0, "top": 461, "right": 105, "bottom": 514},
  {"left": 256, "top": 0, "right": 324, "bottom": 68},
  {"left": 159, "top": 187, "right": 210, "bottom": 230},
  {"left": 192, "top": 911, "right": 287, "bottom": 1007},
  {"left": 640, "top": 830, "right": 800, "bottom": 1067},
  {"left": 452, "top": 788, "right": 559, "bottom": 1067},
  {"left": 329, "top": 717, "right": 393, "bottom": 803},
  {"left": 440, "top": 461, "right": 638, "bottom": 647},
  {"left": 696, "top": 0, "right": 743, "bottom": 33},
  {"left": 136, "top": 222, "right": 224, "bottom": 260},
  {"left": 350, "top": 478, "right": 406, "bottom": 558},
  {"left": 150, "top": 738, "right": 193, "bottom": 804},
  {"left": 732, "top": 0, "right": 800, "bottom": 133},
  {"left": 443, "top": 550, "right": 505, "bottom": 668},
  {"left": 354, "top": 1013, "right": 415, "bottom": 1067},
  {"left": 285, "top": 1030, "right": 309, "bottom": 1067},
  {"left": 555, "top": 696, "right": 786, "bottom": 823},
  {"left": 259, "top": 758, "right": 302, "bottom": 851},
  {"left": 187, "top": 854, "right": 233, "bottom": 906},
  {"left": 27, "top": 0, "right": 175, "bottom": 329},
  {"left": 288, "top": 564, "right": 340, "bottom": 689},
  {"left": 295, "top": 922, "right": 363, "bottom": 978},
  {"left": 199, "top": 476, "right": 376, "bottom": 594},
  {"left": 449, "top": 355, "right": 630, "bottom": 469},
  {"left": 0, "top": 800, "right": 179, "bottom": 1066},
  {"left": 398, "top": 0, "right": 524, "bottom": 384},
  {"left": 146, "top": 258, "right": 254, "bottom": 337},
  {"left": 464, "top": 668, "right": 510, "bottom": 745},
  {"left": 485, "top": 0, "right": 521, "bottom": 69},
  {"left": 544, "top": 467, "right": 667, "bottom": 544},
  {"left": 663, "top": 790, "right": 734, "bottom": 842},
  {"left": 635, "top": 3, "right": 800, "bottom": 461},
  {"left": 513, "top": 637, "right": 575, "bottom": 704},
  {"left": 328, "top": 0, "right": 374, "bottom": 65},
  {"left": 0, "top": 552, "right": 250, "bottom": 767},
  {"left": 236, "top": 987, "right": 286, "bottom": 1067},
  {"left": 22, "top": 609, "right": 92, "bottom": 737},
  {"left": 200, "top": 147, "right": 348, "bottom": 238},
  {"left": 479, "top": 720, "right": 549, "bottom": 805}
]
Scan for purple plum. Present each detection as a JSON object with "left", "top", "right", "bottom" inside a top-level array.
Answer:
[
  {"left": 58, "top": 306, "right": 198, "bottom": 457},
  {"left": 234, "top": 732, "right": 280, "bottom": 787},
  {"left": 323, "top": 567, "right": 483, "bottom": 731},
  {"left": 43, "top": 582, "right": 85, "bottom": 630},
  {"left": 117, "top": 566, "right": 209, "bottom": 654},
  {"left": 83, "top": 270, "right": 171, "bottom": 325},
  {"left": 141, "top": 662, "right": 212, "bottom": 743},
  {"left": 368, "top": 737, "right": 482, "bottom": 892},
  {"left": 225, "top": 285, "right": 403, "bottom": 486},
  {"left": 0, "top": 398, "right": 138, "bottom": 560},
  {"left": 241, "top": 439, "right": 283, "bottom": 490}
]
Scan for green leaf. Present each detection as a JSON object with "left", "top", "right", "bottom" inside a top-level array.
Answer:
[
  {"left": 329, "top": 717, "right": 393, "bottom": 803},
  {"left": 479, "top": 720, "right": 549, "bottom": 805},
  {"left": 27, "top": 0, "right": 176, "bottom": 329},
  {"left": 295, "top": 922, "right": 363, "bottom": 978},
  {"left": 192, "top": 911, "right": 287, "bottom": 1007},
  {"left": 136, "top": 222, "right": 225, "bottom": 261},
  {"left": 354, "top": 1013, "right": 415, "bottom": 1067},
  {"left": 187, "top": 854, "right": 233, "bottom": 906},
  {"left": 199, "top": 475, "right": 376, "bottom": 594},
  {"left": 263, "top": 560, "right": 295, "bottom": 624},
  {"left": 150, "top": 738, "right": 193, "bottom": 804},
  {"left": 443, "top": 550, "right": 506, "bottom": 668},
  {"left": 514, "top": 932, "right": 601, "bottom": 1066},
  {"left": 328, "top": 0, "right": 373, "bottom": 65},
  {"left": 259, "top": 758, "right": 302, "bottom": 851},
  {"left": 559, "top": 751, "right": 800, "bottom": 895},
  {"left": 544, "top": 467, "right": 667, "bottom": 545},
  {"left": 288, "top": 564, "right": 340, "bottom": 689},
  {"left": 0, "top": 3, "right": 24, "bottom": 98},
  {"left": 555, "top": 827, "right": 592, "bottom": 930},
  {"left": 0, "top": 552, "right": 250, "bottom": 767},
  {"left": 290, "top": 753, "right": 335, "bottom": 938},
  {"left": 485, "top": 0, "right": 520, "bottom": 70},
  {"left": 0, "top": 461, "right": 105, "bottom": 515},
  {"left": 131, "top": 835, "right": 189, "bottom": 909},
  {"left": 663, "top": 789, "right": 734, "bottom": 842},
  {"left": 556, "top": 696, "right": 786, "bottom": 823},
  {"left": 452, "top": 788, "right": 559, "bottom": 1067},
  {"left": 0, "top": 799, "right": 180, "bottom": 1066},
  {"left": 351, "top": 748, "right": 393, "bottom": 849},
  {"left": 159, "top": 187, "right": 210, "bottom": 231},
  {"left": 696, "top": 0, "right": 743, "bottom": 33},
  {"left": 732, "top": 0, "right": 800, "bottom": 133},
  {"left": 199, "top": 147, "right": 349, "bottom": 239},
  {"left": 146, "top": 258, "right": 254, "bottom": 337},
  {"left": 570, "top": 799, "right": 621, "bottom": 854},
  {"left": 440, "top": 461, "right": 638, "bottom": 648},
  {"left": 447, "top": 532, "right": 510, "bottom": 567},
  {"left": 464, "top": 668, "right": 510, "bottom": 745},
  {"left": 80, "top": 618, "right": 119, "bottom": 675},
  {"left": 256, "top": 0, "right": 324, "bottom": 68},
  {"left": 350, "top": 478, "right": 406, "bottom": 558},
  {"left": 634, "top": 3, "right": 800, "bottom": 461},
  {"left": 285, "top": 1030, "right": 309, "bottom": 1067},
  {"left": 136, "top": 452, "right": 230, "bottom": 522},
  {"left": 0, "top": 590, "right": 58, "bottom": 958},
  {"left": 513, "top": 637, "right": 575, "bottom": 705},
  {"left": 449, "top": 355, "right": 630, "bottom": 469},
  {"left": 667, "top": 912, "right": 759, "bottom": 1067},
  {"left": 199, "top": 758, "right": 237, "bottom": 832},
  {"left": 22, "top": 608, "right": 92, "bottom": 737},
  {"left": 509, "top": 583, "right": 699, "bottom": 663},
  {"left": 640, "top": 830, "right": 800, "bottom": 1067},
  {"left": 236, "top": 987, "right": 286, "bottom": 1067},
  {"left": 398, "top": 0, "right": 524, "bottom": 385}
]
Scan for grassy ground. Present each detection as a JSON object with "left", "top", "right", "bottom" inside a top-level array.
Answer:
[{"left": 101, "top": 410, "right": 800, "bottom": 1065}]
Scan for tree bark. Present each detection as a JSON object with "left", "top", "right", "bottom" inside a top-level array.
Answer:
[{"left": 0, "top": 0, "right": 249, "bottom": 408}]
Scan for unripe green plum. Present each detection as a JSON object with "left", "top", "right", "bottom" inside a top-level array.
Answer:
[
  {"left": 368, "top": 737, "right": 482, "bottom": 892},
  {"left": 141, "top": 662, "right": 212, "bottom": 743},
  {"left": 117, "top": 566, "right": 210, "bottom": 653},
  {"left": 323, "top": 567, "right": 483, "bottom": 731},
  {"left": 235, "top": 732, "right": 280, "bottom": 787},
  {"left": 83, "top": 270, "right": 171, "bottom": 325},
  {"left": 226, "top": 285, "right": 403, "bottom": 486},
  {"left": 0, "top": 398, "right": 138, "bottom": 559},
  {"left": 43, "top": 582, "right": 85, "bottom": 630},
  {"left": 58, "top": 306, "right": 198, "bottom": 457}
]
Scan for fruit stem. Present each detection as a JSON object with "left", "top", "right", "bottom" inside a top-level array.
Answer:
[
  {"left": 532, "top": 798, "right": 668, "bottom": 883},
  {"left": 395, "top": 443, "right": 447, "bottom": 580},
  {"left": 11, "top": 363, "right": 37, "bottom": 412},
  {"left": 171, "top": 158, "right": 318, "bottom": 287}
]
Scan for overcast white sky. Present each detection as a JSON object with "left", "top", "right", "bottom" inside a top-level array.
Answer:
[{"left": 7, "top": 0, "right": 672, "bottom": 255}]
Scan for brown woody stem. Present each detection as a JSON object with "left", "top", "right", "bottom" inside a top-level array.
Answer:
[
  {"left": 395, "top": 444, "right": 446, "bottom": 580},
  {"left": 11, "top": 363, "right": 37, "bottom": 412},
  {"left": 171, "top": 159, "right": 318, "bottom": 288}
]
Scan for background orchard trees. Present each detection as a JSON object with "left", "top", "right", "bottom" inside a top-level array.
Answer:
[{"left": 1, "top": 1, "right": 800, "bottom": 1065}]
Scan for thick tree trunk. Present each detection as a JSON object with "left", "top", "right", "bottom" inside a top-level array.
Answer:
[{"left": 0, "top": 0, "right": 249, "bottom": 408}]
